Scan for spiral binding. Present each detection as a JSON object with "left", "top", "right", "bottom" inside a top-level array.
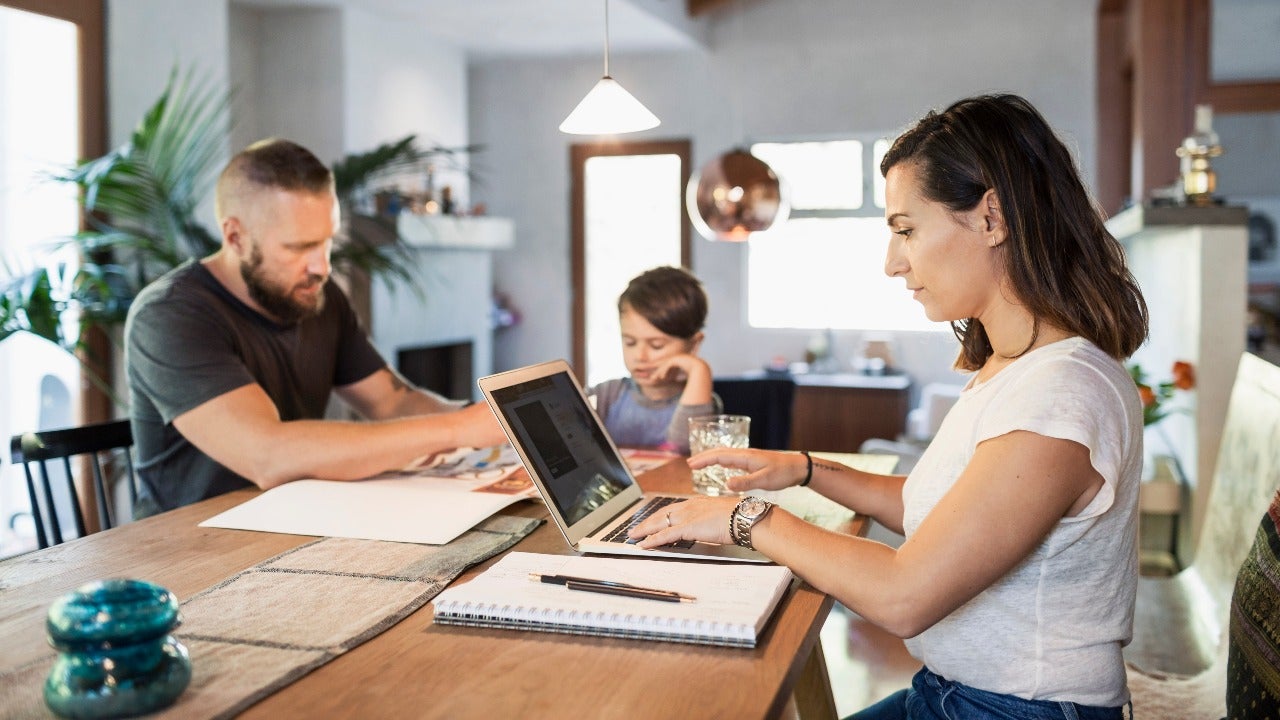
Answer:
[{"left": 433, "top": 600, "right": 756, "bottom": 648}]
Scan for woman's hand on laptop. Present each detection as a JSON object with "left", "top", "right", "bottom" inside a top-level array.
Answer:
[
  {"left": 628, "top": 497, "right": 738, "bottom": 548},
  {"left": 687, "top": 449, "right": 808, "bottom": 492}
]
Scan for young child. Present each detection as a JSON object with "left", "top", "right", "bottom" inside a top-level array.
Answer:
[{"left": 588, "top": 266, "right": 720, "bottom": 454}]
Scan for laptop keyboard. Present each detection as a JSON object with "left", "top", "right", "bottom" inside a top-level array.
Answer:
[{"left": 600, "top": 496, "right": 695, "bottom": 549}]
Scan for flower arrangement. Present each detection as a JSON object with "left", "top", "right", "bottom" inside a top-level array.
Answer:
[{"left": 1128, "top": 360, "right": 1196, "bottom": 426}]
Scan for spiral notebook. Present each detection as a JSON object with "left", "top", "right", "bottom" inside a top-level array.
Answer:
[{"left": 432, "top": 552, "right": 794, "bottom": 648}]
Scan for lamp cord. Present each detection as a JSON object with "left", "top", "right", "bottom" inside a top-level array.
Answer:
[{"left": 603, "top": 0, "right": 611, "bottom": 78}]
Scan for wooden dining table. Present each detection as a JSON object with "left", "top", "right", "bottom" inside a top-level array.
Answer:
[{"left": 1, "top": 454, "right": 894, "bottom": 719}]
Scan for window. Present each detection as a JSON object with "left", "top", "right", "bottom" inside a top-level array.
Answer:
[{"left": 746, "top": 137, "right": 947, "bottom": 333}]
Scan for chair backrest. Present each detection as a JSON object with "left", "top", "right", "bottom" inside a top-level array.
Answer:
[
  {"left": 9, "top": 419, "right": 136, "bottom": 549},
  {"left": 906, "top": 382, "right": 964, "bottom": 441},
  {"left": 1194, "top": 353, "right": 1280, "bottom": 622},
  {"left": 712, "top": 376, "right": 797, "bottom": 450}
]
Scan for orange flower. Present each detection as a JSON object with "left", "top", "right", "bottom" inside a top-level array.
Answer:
[
  {"left": 1137, "top": 384, "right": 1156, "bottom": 407},
  {"left": 1172, "top": 361, "right": 1196, "bottom": 391},
  {"left": 1128, "top": 360, "right": 1195, "bottom": 426}
]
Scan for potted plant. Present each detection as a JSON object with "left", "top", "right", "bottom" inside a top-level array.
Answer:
[{"left": 1, "top": 66, "right": 221, "bottom": 404}]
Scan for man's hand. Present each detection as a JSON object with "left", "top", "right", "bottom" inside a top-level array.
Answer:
[{"left": 452, "top": 401, "right": 509, "bottom": 449}]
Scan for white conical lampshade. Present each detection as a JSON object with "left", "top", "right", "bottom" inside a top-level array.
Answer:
[{"left": 559, "top": 76, "right": 660, "bottom": 135}]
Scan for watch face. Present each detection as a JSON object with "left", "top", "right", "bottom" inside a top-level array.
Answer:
[{"left": 740, "top": 497, "right": 769, "bottom": 519}]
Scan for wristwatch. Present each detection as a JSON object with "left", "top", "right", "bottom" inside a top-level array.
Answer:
[{"left": 731, "top": 496, "right": 775, "bottom": 550}]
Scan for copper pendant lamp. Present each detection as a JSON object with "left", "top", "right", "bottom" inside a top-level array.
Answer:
[{"left": 686, "top": 148, "right": 789, "bottom": 242}]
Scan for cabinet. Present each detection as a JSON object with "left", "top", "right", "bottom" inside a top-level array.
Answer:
[
  {"left": 787, "top": 374, "right": 911, "bottom": 452},
  {"left": 1107, "top": 203, "right": 1247, "bottom": 563}
]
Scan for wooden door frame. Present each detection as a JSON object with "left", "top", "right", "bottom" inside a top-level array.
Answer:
[{"left": 569, "top": 139, "right": 693, "bottom": 381}]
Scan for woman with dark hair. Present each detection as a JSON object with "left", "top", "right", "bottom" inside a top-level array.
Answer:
[{"left": 631, "top": 94, "right": 1147, "bottom": 719}]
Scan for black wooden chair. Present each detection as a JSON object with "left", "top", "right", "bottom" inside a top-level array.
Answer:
[
  {"left": 712, "top": 376, "right": 797, "bottom": 450},
  {"left": 9, "top": 419, "right": 136, "bottom": 549}
]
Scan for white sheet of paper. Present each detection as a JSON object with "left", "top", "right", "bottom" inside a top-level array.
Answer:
[{"left": 198, "top": 476, "right": 528, "bottom": 545}]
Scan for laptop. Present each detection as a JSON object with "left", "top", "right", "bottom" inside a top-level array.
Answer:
[{"left": 478, "top": 359, "right": 767, "bottom": 563}]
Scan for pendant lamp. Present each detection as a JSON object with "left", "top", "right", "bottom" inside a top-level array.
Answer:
[
  {"left": 687, "top": 148, "right": 790, "bottom": 242},
  {"left": 559, "top": 0, "right": 659, "bottom": 135}
]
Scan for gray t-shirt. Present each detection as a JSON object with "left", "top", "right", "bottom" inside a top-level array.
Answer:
[
  {"left": 587, "top": 377, "right": 720, "bottom": 454},
  {"left": 125, "top": 260, "right": 386, "bottom": 514}
]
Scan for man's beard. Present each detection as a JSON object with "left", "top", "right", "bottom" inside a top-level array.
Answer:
[{"left": 239, "top": 244, "right": 327, "bottom": 324}]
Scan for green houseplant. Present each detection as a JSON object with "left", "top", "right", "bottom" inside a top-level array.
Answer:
[{"left": 1, "top": 67, "right": 225, "bottom": 364}]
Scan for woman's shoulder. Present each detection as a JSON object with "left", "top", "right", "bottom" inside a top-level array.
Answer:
[
  {"left": 971, "top": 338, "right": 1132, "bottom": 411},
  {"left": 1017, "top": 336, "right": 1128, "bottom": 383}
]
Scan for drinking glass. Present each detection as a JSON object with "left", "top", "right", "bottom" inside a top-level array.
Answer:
[{"left": 688, "top": 414, "right": 750, "bottom": 496}]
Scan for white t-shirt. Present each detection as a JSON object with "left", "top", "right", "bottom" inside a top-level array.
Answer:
[{"left": 901, "top": 336, "right": 1142, "bottom": 707}]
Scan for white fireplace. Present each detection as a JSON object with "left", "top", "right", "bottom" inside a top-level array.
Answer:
[{"left": 367, "top": 215, "right": 514, "bottom": 402}]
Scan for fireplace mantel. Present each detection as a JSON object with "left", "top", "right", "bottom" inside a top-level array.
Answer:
[{"left": 395, "top": 214, "right": 514, "bottom": 250}]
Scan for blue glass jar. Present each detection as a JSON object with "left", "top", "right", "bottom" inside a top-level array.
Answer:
[{"left": 44, "top": 579, "right": 191, "bottom": 719}]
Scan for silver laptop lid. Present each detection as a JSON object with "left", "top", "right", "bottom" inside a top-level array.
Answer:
[{"left": 478, "top": 359, "right": 644, "bottom": 547}]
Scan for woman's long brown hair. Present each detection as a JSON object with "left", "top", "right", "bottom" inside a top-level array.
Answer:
[{"left": 881, "top": 94, "right": 1148, "bottom": 371}]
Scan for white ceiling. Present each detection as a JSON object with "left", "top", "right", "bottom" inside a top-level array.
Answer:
[{"left": 235, "top": 0, "right": 707, "bottom": 58}]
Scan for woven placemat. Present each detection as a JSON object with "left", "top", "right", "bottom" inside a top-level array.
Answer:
[{"left": 0, "top": 514, "right": 541, "bottom": 719}]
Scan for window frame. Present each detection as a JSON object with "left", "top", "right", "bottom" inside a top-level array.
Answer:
[
  {"left": 744, "top": 133, "right": 947, "bottom": 334},
  {"left": 750, "top": 133, "right": 890, "bottom": 221}
]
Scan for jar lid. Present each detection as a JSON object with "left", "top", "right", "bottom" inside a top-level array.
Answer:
[{"left": 46, "top": 579, "right": 180, "bottom": 647}]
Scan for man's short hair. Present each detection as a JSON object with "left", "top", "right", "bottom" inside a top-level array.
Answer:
[{"left": 215, "top": 138, "right": 334, "bottom": 221}]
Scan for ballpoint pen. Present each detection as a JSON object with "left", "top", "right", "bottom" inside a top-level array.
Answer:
[{"left": 528, "top": 573, "right": 696, "bottom": 603}]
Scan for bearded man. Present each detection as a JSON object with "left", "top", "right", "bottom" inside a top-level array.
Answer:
[{"left": 125, "top": 139, "right": 504, "bottom": 516}]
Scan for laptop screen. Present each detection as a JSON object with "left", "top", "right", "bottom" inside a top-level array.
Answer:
[{"left": 488, "top": 370, "right": 634, "bottom": 525}]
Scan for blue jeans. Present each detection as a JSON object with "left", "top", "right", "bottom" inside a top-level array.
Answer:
[{"left": 846, "top": 668, "right": 1130, "bottom": 720}]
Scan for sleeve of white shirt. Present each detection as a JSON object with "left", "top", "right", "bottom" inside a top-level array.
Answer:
[{"left": 973, "top": 356, "right": 1134, "bottom": 521}]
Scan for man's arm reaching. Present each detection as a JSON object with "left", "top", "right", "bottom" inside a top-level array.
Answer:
[
  {"left": 172, "top": 381, "right": 507, "bottom": 489},
  {"left": 335, "top": 367, "right": 464, "bottom": 420}
]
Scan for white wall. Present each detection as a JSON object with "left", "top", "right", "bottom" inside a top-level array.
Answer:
[
  {"left": 252, "top": 8, "right": 344, "bottom": 163},
  {"left": 108, "top": 0, "right": 231, "bottom": 227},
  {"left": 227, "top": 4, "right": 261, "bottom": 155},
  {"left": 342, "top": 6, "right": 470, "bottom": 205},
  {"left": 470, "top": 0, "right": 1096, "bottom": 395},
  {"left": 107, "top": 0, "right": 230, "bottom": 147}
]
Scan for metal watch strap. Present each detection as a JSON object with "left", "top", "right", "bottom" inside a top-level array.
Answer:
[{"left": 732, "top": 497, "right": 774, "bottom": 550}]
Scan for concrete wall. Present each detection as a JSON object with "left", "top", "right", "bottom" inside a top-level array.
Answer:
[{"left": 342, "top": 6, "right": 470, "bottom": 204}]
